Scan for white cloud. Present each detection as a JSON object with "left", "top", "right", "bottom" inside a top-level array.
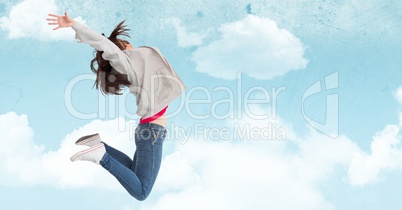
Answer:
[
  {"left": 0, "top": 112, "right": 45, "bottom": 186},
  {"left": 345, "top": 87, "right": 402, "bottom": 186},
  {"left": 163, "top": 17, "right": 207, "bottom": 48},
  {"left": 395, "top": 86, "right": 402, "bottom": 104},
  {"left": 191, "top": 15, "right": 308, "bottom": 80},
  {"left": 0, "top": 112, "right": 136, "bottom": 191},
  {"left": 150, "top": 136, "right": 337, "bottom": 209},
  {"left": 348, "top": 124, "right": 402, "bottom": 186},
  {"left": 0, "top": 0, "right": 84, "bottom": 41}
]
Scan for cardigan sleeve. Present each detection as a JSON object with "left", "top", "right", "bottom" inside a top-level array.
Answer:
[{"left": 72, "top": 21, "right": 131, "bottom": 76}]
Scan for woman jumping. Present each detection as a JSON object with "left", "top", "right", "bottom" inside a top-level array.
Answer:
[{"left": 47, "top": 12, "right": 186, "bottom": 201}]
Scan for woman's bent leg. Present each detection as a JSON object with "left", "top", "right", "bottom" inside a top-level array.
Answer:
[
  {"left": 100, "top": 123, "right": 166, "bottom": 201},
  {"left": 103, "top": 143, "right": 134, "bottom": 168}
]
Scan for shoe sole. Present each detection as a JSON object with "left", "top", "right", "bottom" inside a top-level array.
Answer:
[
  {"left": 75, "top": 133, "right": 100, "bottom": 146},
  {"left": 70, "top": 143, "right": 104, "bottom": 162}
]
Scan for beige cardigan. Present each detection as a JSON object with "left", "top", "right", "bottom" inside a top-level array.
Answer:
[{"left": 72, "top": 22, "right": 186, "bottom": 118}]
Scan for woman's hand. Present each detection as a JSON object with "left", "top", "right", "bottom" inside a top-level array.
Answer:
[{"left": 47, "top": 12, "right": 75, "bottom": 30}]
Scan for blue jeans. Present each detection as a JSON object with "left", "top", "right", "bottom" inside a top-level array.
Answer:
[{"left": 99, "top": 123, "right": 167, "bottom": 201}]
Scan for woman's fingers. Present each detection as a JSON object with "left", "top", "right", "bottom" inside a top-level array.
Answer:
[
  {"left": 48, "top": 14, "right": 59, "bottom": 18},
  {"left": 46, "top": 17, "right": 59, "bottom": 25}
]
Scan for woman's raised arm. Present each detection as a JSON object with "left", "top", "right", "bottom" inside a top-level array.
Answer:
[{"left": 46, "top": 12, "right": 133, "bottom": 78}]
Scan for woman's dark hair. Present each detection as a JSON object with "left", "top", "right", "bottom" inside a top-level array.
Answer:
[{"left": 90, "top": 20, "right": 132, "bottom": 95}]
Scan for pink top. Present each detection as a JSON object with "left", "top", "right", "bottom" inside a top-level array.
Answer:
[{"left": 139, "top": 106, "right": 168, "bottom": 124}]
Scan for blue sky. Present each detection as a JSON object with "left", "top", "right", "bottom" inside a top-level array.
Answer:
[{"left": 1, "top": 0, "right": 402, "bottom": 209}]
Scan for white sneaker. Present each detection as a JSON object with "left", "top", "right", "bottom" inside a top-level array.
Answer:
[
  {"left": 70, "top": 143, "right": 106, "bottom": 164},
  {"left": 75, "top": 133, "right": 101, "bottom": 147}
]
